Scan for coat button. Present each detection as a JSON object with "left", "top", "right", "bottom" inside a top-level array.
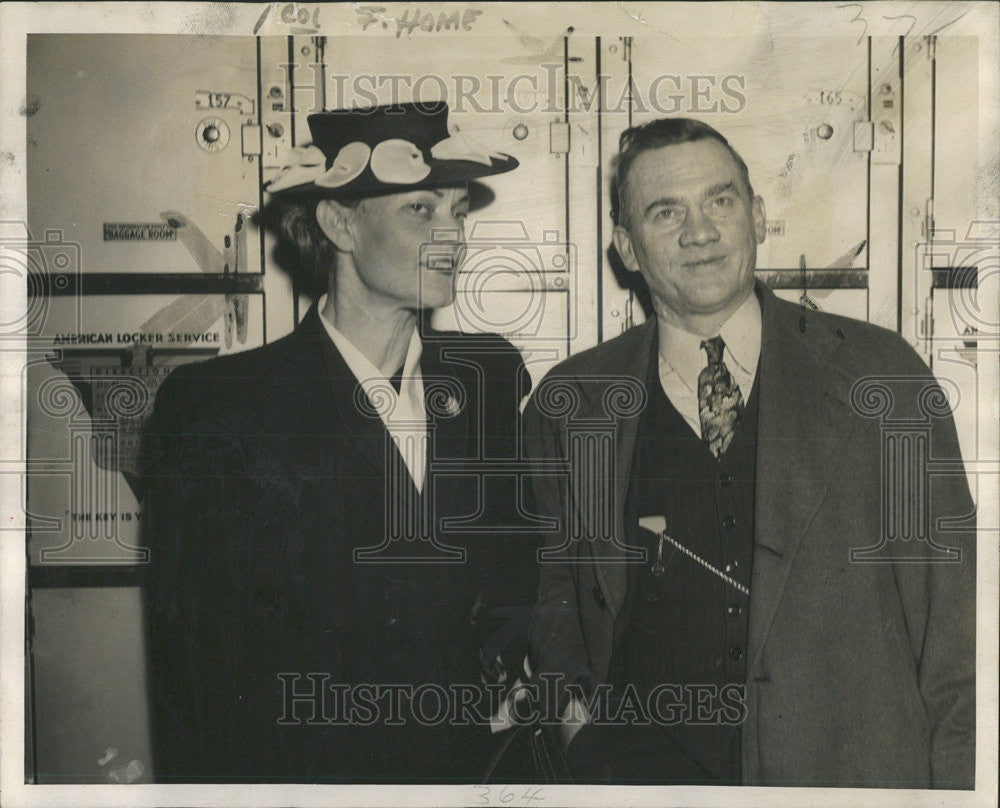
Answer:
[
  {"left": 592, "top": 586, "right": 606, "bottom": 609},
  {"left": 719, "top": 473, "right": 733, "bottom": 487},
  {"left": 729, "top": 646, "right": 743, "bottom": 660},
  {"left": 723, "top": 516, "right": 736, "bottom": 529}
]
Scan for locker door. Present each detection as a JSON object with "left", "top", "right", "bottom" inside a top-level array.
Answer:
[
  {"left": 25, "top": 34, "right": 267, "bottom": 784},
  {"left": 26, "top": 34, "right": 269, "bottom": 569},
  {"left": 617, "top": 37, "right": 872, "bottom": 326},
  {"left": 27, "top": 34, "right": 262, "bottom": 277},
  {"left": 923, "top": 36, "right": 994, "bottom": 500}
]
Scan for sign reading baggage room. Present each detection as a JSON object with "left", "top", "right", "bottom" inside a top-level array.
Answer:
[{"left": 103, "top": 223, "right": 178, "bottom": 241}]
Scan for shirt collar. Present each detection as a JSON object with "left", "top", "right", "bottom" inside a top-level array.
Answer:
[
  {"left": 657, "top": 291, "right": 761, "bottom": 384},
  {"left": 718, "top": 291, "right": 761, "bottom": 377},
  {"left": 316, "top": 293, "right": 423, "bottom": 385}
]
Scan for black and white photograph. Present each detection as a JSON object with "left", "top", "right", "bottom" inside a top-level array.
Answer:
[{"left": 1, "top": 2, "right": 997, "bottom": 806}]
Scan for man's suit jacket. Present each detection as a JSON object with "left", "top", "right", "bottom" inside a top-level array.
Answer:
[
  {"left": 525, "top": 283, "right": 975, "bottom": 788},
  {"left": 140, "top": 305, "right": 535, "bottom": 783}
]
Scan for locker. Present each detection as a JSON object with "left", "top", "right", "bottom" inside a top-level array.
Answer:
[{"left": 27, "top": 35, "right": 263, "bottom": 277}]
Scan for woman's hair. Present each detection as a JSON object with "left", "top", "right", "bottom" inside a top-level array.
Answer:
[{"left": 259, "top": 196, "right": 360, "bottom": 298}]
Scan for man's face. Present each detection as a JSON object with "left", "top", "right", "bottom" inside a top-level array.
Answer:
[
  {"left": 334, "top": 185, "right": 469, "bottom": 310},
  {"left": 613, "top": 139, "right": 765, "bottom": 331}
]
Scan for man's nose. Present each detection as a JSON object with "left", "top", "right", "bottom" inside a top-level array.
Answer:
[{"left": 678, "top": 207, "right": 720, "bottom": 248}]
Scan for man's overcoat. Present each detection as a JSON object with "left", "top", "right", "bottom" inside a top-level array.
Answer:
[{"left": 526, "top": 284, "right": 975, "bottom": 788}]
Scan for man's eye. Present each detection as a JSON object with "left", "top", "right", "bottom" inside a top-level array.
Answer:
[
  {"left": 408, "top": 203, "right": 432, "bottom": 216},
  {"left": 711, "top": 195, "right": 736, "bottom": 209},
  {"left": 453, "top": 209, "right": 469, "bottom": 221},
  {"left": 654, "top": 206, "right": 684, "bottom": 222}
]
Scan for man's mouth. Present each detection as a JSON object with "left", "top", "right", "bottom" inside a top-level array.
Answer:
[{"left": 683, "top": 255, "right": 726, "bottom": 268}]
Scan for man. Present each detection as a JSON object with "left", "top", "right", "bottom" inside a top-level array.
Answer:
[
  {"left": 525, "top": 118, "right": 975, "bottom": 787},
  {"left": 140, "top": 102, "right": 537, "bottom": 783}
]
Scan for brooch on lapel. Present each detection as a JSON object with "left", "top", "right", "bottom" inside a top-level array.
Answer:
[{"left": 425, "top": 378, "right": 466, "bottom": 418}]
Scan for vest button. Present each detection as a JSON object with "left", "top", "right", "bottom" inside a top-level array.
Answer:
[
  {"left": 723, "top": 516, "right": 737, "bottom": 529},
  {"left": 729, "top": 646, "right": 743, "bottom": 660},
  {"left": 593, "top": 586, "right": 606, "bottom": 609}
]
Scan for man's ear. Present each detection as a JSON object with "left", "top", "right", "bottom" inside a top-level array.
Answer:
[
  {"left": 613, "top": 224, "right": 641, "bottom": 274},
  {"left": 315, "top": 199, "right": 356, "bottom": 252},
  {"left": 752, "top": 195, "right": 766, "bottom": 245}
]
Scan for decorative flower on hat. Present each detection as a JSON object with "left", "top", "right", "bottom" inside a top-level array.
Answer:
[
  {"left": 315, "top": 141, "right": 371, "bottom": 188},
  {"left": 266, "top": 142, "right": 373, "bottom": 193},
  {"left": 369, "top": 139, "right": 432, "bottom": 184},
  {"left": 430, "top": 128, "right": 506, "bottom": 166},
  {"left": 265, "top": 145, "right": 326, "bottom": 193}
]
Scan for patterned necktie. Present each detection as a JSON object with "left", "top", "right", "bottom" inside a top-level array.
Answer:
[{"left": 698, "top": 335, "right": 743, "bottom": 459}]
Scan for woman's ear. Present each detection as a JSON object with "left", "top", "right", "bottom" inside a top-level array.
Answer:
[{"left": 315, "top": 199, "right": 356, "bottom": 252}]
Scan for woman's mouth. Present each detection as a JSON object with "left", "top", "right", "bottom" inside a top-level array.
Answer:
[{"left": 424, "top": 254, "right": 459, "bottom": 273}]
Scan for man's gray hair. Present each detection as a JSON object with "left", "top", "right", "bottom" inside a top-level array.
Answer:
[{"left": 612, "top": 118, "right": 755, "bottom": 229}]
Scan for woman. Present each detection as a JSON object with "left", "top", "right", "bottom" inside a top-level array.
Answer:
[{"left": 141, "top": 102, "right": 536, "bottom": 783}]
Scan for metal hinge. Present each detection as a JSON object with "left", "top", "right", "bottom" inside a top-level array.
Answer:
[
  {"left": 242, "top": 124, "right": 262, "bottom": 157},
  {"left": 919, "top": 299, "right": 934, "bottom": 339},
  {"left": 550, "top": 121, "right": 570, "bottom": 155},
  {"left": 853, "top": 121, "right": 874, "bottom": 153}
]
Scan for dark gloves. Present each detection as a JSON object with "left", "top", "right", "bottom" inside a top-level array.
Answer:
[{"left": 470, "top": 596, "right": 532, "bottom": 685}]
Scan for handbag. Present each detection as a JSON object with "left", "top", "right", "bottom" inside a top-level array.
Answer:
[{"left": 481, "top": 694, "right": 571, "bottom": 784}]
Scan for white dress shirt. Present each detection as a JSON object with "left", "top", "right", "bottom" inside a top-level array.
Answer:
[
  {"left": 656, "top": 292, "right": 762, "bottom": 437},
  {"left": 317, "top": 294, "right": 428, "bottom": 492}
]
